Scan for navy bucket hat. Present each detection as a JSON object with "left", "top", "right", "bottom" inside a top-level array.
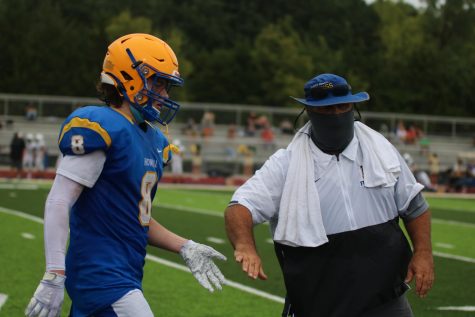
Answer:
[{"left": 290, "top": 73, "right": 369, "bottom": 107}]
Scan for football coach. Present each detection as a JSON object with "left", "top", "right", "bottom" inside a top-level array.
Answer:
[{"left": 224, "top": 73, "right": 434, "bottom": 317}]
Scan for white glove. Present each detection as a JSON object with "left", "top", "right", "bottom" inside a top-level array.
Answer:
[
  {"left": 180, "top": 240, "right": 227, "bottom": 292},
  {"left": 25, "top": 272, "right": 65, "bottom": 317}
]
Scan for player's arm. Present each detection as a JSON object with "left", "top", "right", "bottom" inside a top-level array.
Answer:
[
  {"left": 25, "top": 174, "right": 84, "bottom": 317},
  {"left": 225, "top": 204, "right": 267, "bottom": 280},
  {"left": 147, "top": 217, "right": 188, "bottom": 252},
  {"left": 148, "top": 217, "right": 227, "bottom": 292}
]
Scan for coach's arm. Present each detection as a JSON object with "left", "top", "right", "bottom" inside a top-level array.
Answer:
[
  {"left": 225, "top": 204, "right": 268, "bottom": 280},
  {"left": 403, "top": 210, "right": 435, "bottom": 298}
]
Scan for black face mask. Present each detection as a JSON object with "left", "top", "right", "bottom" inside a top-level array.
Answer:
[{"left": 307, "top": 110, "right": 355, "bottom": 154}]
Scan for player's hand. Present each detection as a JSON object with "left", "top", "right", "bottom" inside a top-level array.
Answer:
[
  {"left": 234, "top": 246, "right": 268, "bottom": 280},
  {"left": 405, "top": 250, "right": 434, "bottom": 298},
  {"left": 25, "top": 272, "right": 65, "bottom": 317},
  {"left": 180, "top": 240, "right": 227, "bottom": 292}
]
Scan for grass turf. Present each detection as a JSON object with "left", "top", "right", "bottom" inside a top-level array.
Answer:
[{"left": 0, "top": 183, "right": 474, "bottom": 316}]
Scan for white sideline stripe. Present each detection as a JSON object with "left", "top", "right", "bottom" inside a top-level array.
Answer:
[
  {"left": 436, "top": 306, "right": 475, "bottom": 311},
  {"left": 21, "top": 232, "right": 36, "bottom": 240},
  {"left": 432, "top": 218, "right": 475, "bottom": 229},
  {"left": 206, "top": 237, "right": 225, "bottom": 244},
  {"left": 433, "top": 251, "right": 475, "bottom": 264},
  {"left": 0, "top": 207, "right": 43, "bottom": 224},
  {"left": 0, "top": 183, "right": 39, "bottom": 190},
  {"left": 0, "top": 206, "right": 284, "bottom": 304},
  {"left": 435, "top": 242, "right": 454, "bottom": 249},
  {"left": 145, "top": 254, "right": 285, "bottom": 304},
  {"left": 0, "top": 294, "right": 8, "bottom": 311}
]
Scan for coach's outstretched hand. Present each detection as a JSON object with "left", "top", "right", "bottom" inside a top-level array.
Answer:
[
  {"left": 180, "top": 240, "right": 227, "bottom": 292},
  {"left": 25, "top": 272, "right": 65, "bottom": 317}
]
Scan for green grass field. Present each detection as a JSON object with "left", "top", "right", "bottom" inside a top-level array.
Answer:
[{"left": 0, "top": 180, "right": 474, "bottom": 316}]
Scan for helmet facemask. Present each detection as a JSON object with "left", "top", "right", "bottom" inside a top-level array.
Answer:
[{"left": 126, "top": 49, "right": 183, "bottom": 126}]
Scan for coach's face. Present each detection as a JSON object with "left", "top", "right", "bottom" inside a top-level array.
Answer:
[{"left": 306, "top": 103, "right": 355, "bottom": 154}]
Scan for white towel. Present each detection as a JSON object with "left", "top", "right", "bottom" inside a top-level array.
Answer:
[
  {"left": 274, "top": 122, "right": 328, "bottom": 247},
  {"left": 274, "top": 121, "right": 401, "bottom": 247},
  {"left": 354, "top": 121, "right": 401, "bottom": 187}
]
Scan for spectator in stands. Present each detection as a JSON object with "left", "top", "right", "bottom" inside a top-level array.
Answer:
[
  {"left": 245, "top": 112, "right": 258, "bottom": 137},
  {"left": 23, "top": 133, "right": 36, "bottom": 178},
  {"left": 225, "top": 124, "right": 238, "bottom": 161},
  {"left": 237, "top": 144, "right": 255, "bottom": 177},
  {"left": 456, "top": 160, "right": 475, "bottom": 192},
  {"left": 201, "top": 110, "right": 215, "bottom": 138},
  {"left": 190, "top": 143, "right": 202, "bottom": 176},
  {"left": 225, "top": 73, "right": 433, "bottom": 317},
  {"left": 9, "top": 132, "right": 25, "bottom": 178},
  {"left": 260, "top": 122, "right": 275, "bottom": 151},
  {"left": 25, "top": 104, "right": 38, "bottom": 121},
  {"left": 419, "top": 136, "right": 430, "bottom": 156},
  {"left": 255, "top": 114, "right": 269, "bottom": 130},
  {"left": 405, "top": 124, "right": 418, "bottom": 145},
  {"left": 182, "top": 117, "right": 199, "bottom": 138},
  {"left": 404, "top": 153, "right": 436, "bottom": 192},
  {"left": 227, "top": 124, "right": 237, "bottom": 139},
  {"left": 396, "top": 120, "right": 407, "bottom": 144},
  {"left": 34, "top": 133, "right": 47, "bottom": 172},
  {"left": 448, "top": 158, "right": 467, "bottom": 192},
  {"left": 279, "top": 119, "right": 294, "bottom": 135},
  {"left": 428, "top": 153, "right": 440, "bottom": 186},
  {"left": 170, "top": 139, "right": 184, "bottom": 175}
]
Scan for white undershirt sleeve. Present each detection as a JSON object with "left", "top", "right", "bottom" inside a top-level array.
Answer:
[
  {"left": 44, "top": 174, "right": 85, "bottom": 271},
  {"left": 56, "top": 151, "right": 106, "bottom": 188}
]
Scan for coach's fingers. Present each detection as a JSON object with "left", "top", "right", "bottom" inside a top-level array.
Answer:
[
  {"left": 404, "top": 268, "right": 414, "bottom": 284},
  {"left": 248, "top": 260, "right": 259, "bottom": 279},
  {"left": 258, "top": 266, "right": 268, "bottom": 280}
]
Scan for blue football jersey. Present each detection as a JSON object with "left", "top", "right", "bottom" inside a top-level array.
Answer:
[{"left": 58, "top": 105, "right": 169, "bottom": 315}]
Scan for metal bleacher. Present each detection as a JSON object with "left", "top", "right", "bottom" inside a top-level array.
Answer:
[{"left": 0, "top": 93, "right": 474, "bottom": 175}]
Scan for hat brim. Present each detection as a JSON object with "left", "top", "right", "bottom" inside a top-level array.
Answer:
[{"left": 290, "top": 92, "right": 370, "bottom": 107}]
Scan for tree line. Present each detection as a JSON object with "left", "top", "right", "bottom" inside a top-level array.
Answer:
[{"left": 1, "top": 0, "right": 474, "bottom": 116}]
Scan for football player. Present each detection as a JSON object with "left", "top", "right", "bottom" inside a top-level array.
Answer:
[{"left": 25, "top": 33, "right": 226, "bottom": 317}]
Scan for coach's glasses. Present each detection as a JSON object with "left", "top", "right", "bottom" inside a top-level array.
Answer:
[{"left": 309, "top": 83, "right": 351, "bottom": 100}]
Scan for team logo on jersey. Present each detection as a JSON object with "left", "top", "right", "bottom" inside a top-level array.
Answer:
[{"left": 144, "top": 158, "right": 157, "bottom": 168}]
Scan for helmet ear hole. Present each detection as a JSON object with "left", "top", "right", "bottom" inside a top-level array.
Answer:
[{"left": 120, "top": 71, "right": 133, "bottom": 81}]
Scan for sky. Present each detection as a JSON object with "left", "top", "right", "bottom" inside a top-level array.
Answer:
[{"left": 365, "top": 0, "right": 426, "bottom": 8}]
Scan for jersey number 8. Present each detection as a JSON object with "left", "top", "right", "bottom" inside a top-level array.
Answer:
[
  {"left": 71, "top": 135, "right": 85, "bottom": 154},
  {"left": 139, "top": 171, "right": 158, "bottom": 226}
]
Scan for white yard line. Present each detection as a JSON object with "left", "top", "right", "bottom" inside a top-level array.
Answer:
[
  {"left": 0, "top": 207, "right": 43, "bottom": 224},
  {"left": 0, "top": 183, "right": 39, "bottom": 190},
  {"left": 145, "top": 255, "right": 284, "bottom": 304},
  {"left": 0, "top": 294, "right": 8, "bottom": 311},
  {"left": 206, "top": 237, "right": 226, "bottom": 244},
  {"left": 21, "top": 232, "right": 36, "bottom": 239},
  {"left": 433, "top": 251, "right": 475, "bottom": 264},
  {"left": 436, "top": 306, "right": 475, "bottom": 311},
  {"left": 435, "top": 242, "right": 454, "bottom": 249},
  {"left": 432, "top": 218, "right": 475, "bottom": 229}
]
